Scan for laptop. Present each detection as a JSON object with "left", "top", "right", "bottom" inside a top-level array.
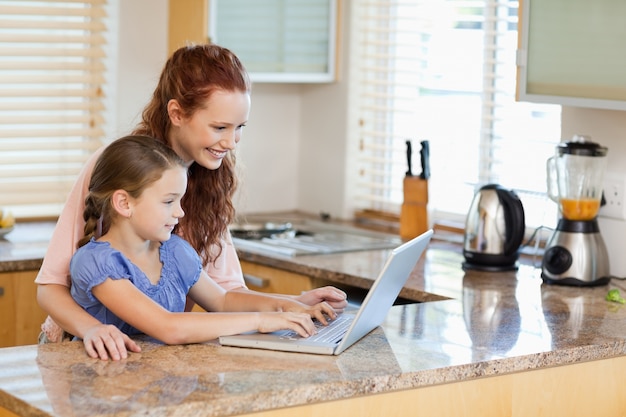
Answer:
[{"left": 219, "top": 229, "right": 433, "bottom": 355}]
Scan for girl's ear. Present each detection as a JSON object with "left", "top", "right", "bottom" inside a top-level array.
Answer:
[
  {"left": 111, "top": 190, "right": 132, "bottom": 218},
  {"left": 167, "top": 99, "right": 184, "bottom": 127}
]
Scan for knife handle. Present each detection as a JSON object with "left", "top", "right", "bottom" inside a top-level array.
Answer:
[
  {"left": 405, "top": 140, "right": 413, "bottom": 176},
  {"left": 419, "top": 140, "right": 430, "bottom": 180}
]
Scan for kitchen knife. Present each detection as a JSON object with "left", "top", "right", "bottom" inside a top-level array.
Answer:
[
  {"left": 405, "top": 140, "right": 413, "bottom": 176},
  {"left": 419, "top": 140, "right": 430, "bottom": 180}
]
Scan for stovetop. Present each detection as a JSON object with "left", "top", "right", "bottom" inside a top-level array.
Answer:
[{"left": 231, "top": 220, "right": 402, "bottom": 257}]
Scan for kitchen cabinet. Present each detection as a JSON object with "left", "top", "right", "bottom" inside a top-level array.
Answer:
[
  {"left": 0, "top": 271, "right": 47, "bottom": 348},
  {"left": 209, "top": 0, "right": 338, "bottom": 83},
  {"left": 240, "top": 260, "right": 315, "bottom": 294},
  {"left": 169, "top": 0, "right": 339, "bottom": 82},
  {"left": 516, "top": 0, "right": 626, "bottom": 110}
]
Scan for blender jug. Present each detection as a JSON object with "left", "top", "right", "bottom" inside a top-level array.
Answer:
[{"left": 547, "top": 135, "right": 607, "bottom": 221}]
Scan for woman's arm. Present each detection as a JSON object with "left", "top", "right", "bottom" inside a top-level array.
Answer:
[
  {"left": 92, "top": 277, "right": 320, "bottom": 344},
  {"left": 37, "top": 284, "right": 141, "bottom": 360},
  {"left": 189, "top": 272, "right": 337, "bottom": 325},
  {"left": 205, "top": 235, "right": 348, "bottom": 311}
]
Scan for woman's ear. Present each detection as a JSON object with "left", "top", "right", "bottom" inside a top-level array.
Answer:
[
  {"left": 167, "top": 99, "right": 184, "bottom": 127},
  {"left": 111, "top": 190, "right": 132, "bottom": 218}
]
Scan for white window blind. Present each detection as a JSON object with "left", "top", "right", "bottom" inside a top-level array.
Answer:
[
  {"left": 350, "top": 0, "right": 561, "bottom": 229},
  {"left": 0, "top": 0, "right": 107, "bottom": 219}
]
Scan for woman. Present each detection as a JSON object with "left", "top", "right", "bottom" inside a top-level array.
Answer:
[{"left": 36, "top": 44, "right": 347, "bottom": 360}]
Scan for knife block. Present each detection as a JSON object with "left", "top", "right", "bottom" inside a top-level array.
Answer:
[{"left": 400, "top": 176, "right": 429, "bottom": 240}]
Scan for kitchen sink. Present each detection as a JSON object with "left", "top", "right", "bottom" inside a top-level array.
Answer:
[{"left": 230, "top": 219, "right": 402, "bottom": 256}]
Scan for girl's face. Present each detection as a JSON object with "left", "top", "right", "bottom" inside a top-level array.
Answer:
[
  {"left": 129, "top": 166, "right": 187, "bottom": 242},
  {"left": 168, "top": 89, "right": 251, "bottom": 170}
]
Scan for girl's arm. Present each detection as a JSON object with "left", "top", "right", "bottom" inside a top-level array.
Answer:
[
  {"left": 189, "top": 271, "right": 337, "bottom": 325},
  {"left": 91, "top": 277, "right": 320, "bottom": 344}
]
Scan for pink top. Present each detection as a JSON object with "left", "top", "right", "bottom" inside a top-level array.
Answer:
[{"left": 35, "top": 147, "right": 246, "bottom": 342}]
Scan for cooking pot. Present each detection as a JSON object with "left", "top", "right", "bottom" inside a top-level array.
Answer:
[{"left": 462, "top": 184, "right": 525, "bottom": 271}]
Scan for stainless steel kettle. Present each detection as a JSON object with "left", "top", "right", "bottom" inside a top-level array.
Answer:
[{"left": 462, "top": 184, "right": 525, "bottom": 271}]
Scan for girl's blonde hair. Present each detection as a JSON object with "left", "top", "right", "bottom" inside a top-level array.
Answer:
[{"left": 78, "top": 135, "right": 186, "bottom": 248}]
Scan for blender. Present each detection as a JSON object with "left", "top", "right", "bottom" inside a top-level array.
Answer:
[{"left": 541, "top": 135, "right": 610, "bottom": 286}]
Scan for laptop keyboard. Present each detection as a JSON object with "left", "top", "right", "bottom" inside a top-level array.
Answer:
[{"left": 282, "top": 314, "right": 352, "bottom": 343}]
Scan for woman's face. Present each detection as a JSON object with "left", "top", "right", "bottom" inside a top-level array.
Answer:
[{"left": 168, "top": 89, "right": 251, "bottom": 170}]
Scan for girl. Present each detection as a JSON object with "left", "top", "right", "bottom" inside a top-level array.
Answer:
[
  {"left": 36, "top": 44, "right": 347, "bottom": 360},
  {"left": 70, "top": 135, "right": 334, "bottom": 343}
]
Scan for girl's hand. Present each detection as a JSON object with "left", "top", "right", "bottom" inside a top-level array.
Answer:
[
  {"left": 296, "top": 286, "right": 348, "bottom": 312},
  {"left": 82, "top": 324, "right": 142, "bottom": 360},
  {"left": 257, "top": 312, "right": 317, "bottom": 337}
]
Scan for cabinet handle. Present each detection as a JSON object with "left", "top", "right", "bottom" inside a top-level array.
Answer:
[
  {"left": 0, "top": 287, "right": 3, "bottom": 296},
  {"left": 243, "top": 274, "right": 269, "bottom": 289}
]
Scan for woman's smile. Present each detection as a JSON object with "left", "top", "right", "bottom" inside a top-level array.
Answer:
[{"left": 206, "top": 147, "right": 228, "bottom": 159}]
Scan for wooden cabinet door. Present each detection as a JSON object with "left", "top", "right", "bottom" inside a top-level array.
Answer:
[
  {"left": 0, "top": 271, "right": 47, "bottom": 347},
  {"left": 0, "top": 273, "right": 15, "bottom": 346},
  {"left": 240, "top": 261, "right": 314, "bottom": 295},
  {"left": 190, "top": 262, "right": 314, "bottom": 313}
]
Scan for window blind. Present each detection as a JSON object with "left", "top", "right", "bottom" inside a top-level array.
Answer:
[
  {"left": 350, "top": 0, "right": 561, "bottom": 229},
  {"left": 0, "top": 0, "right": 107, "bottom": 219}
]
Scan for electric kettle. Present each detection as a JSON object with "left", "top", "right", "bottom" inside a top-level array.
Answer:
[{"left": 462, "top": 184, "right": 525, "bottom": 271}]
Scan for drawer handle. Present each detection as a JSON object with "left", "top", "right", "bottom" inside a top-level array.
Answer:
[
  {"left": 0, "top": 287, "right": 3, "bottom": 296},
  {"left": 243, "top": 274, "right": 269, "bottom": 289}
]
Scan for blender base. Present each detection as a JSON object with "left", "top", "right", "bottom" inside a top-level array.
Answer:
[{"left": 541, "top": 218, "right": 610, "bottom": 286}]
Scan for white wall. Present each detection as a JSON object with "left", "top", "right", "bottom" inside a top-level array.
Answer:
[
  {"left": 236, "top": 0, "right": 353, "bottom": 220},
  {"left": 234, "top": 83, "right": 302, "bottom": 214}
]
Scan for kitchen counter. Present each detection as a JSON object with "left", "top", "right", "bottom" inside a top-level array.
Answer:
[
  {"left": 2, "top": 218, "right": 626, "bottom": 416},
  {"left": 0, "top": 222, "right": 54, "bottom": 272}
]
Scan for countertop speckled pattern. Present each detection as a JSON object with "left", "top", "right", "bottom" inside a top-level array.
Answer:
[{"left": 2, "top": 218, "right": 626, "bottom": 416}]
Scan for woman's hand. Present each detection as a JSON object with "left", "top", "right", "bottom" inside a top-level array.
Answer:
[
  {"left": 82, "top": 324, "right": 142, "bottom": 360},
  {"left": 296, "top": 286, "right": 348, "bottom": 312},
  {"left": 277, "top": 297, "right": 337, "bottom": 326},
  {"left": 257, "top": 312, "right": 317, "bottom": 337}
]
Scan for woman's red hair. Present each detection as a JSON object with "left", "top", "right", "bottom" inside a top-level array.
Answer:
[{"left": 132, "top": 44, "right": 251, "bottom": 265}]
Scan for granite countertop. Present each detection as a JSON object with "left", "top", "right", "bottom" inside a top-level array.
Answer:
[
  {"left": 2, "top": 218, "right": 626, "bottom": 416},
  {"left": 0, "top": 222, "right": 55, "bottom": 272}
]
